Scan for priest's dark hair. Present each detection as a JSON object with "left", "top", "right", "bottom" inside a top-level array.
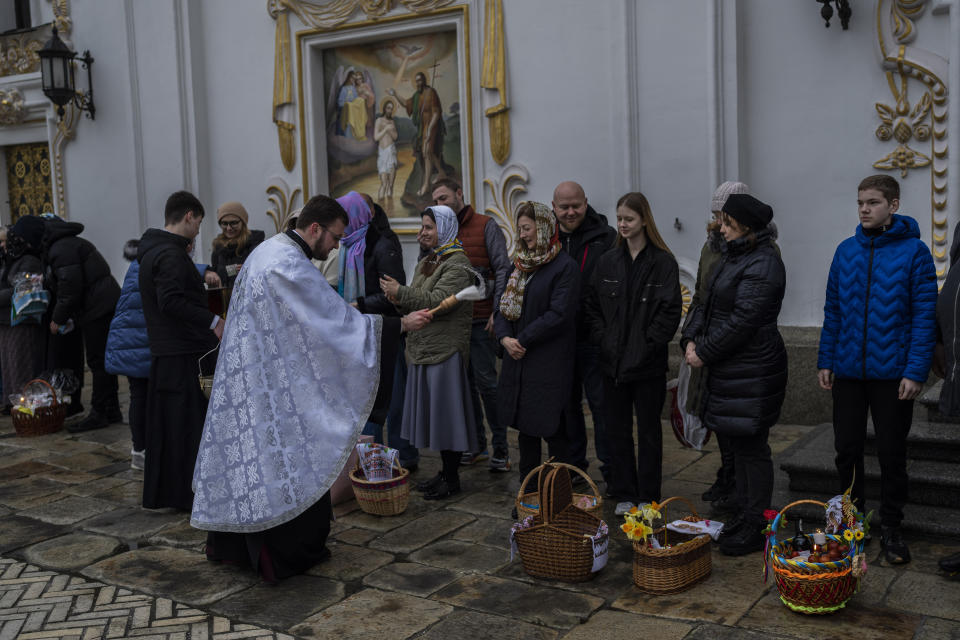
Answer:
[
  {"left": 164, "top": 190, "right": 205, "bottom": 225},
  {"left": 296, "top": 194, "right": 348, "bottom": 230}
]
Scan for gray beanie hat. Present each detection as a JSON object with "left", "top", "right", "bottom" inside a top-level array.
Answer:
[{"left": 711, "top": 181, "right": 749, "bottom": 212}]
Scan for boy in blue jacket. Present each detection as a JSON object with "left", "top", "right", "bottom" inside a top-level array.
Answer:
[{"left": 817, "top": 174, "right": 937, "bottom": 565}]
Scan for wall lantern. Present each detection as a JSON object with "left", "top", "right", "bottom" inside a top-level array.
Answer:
[
  {"left": 38, "top": 27, "right": 95, "bottom": 120},
  {"left": 816, "top": 0, "right": 852, "bottom": 29}
]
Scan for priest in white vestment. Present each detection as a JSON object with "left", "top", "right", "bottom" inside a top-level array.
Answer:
[{"left": 191, "top": 194, "right": 429, "bottom": 582}]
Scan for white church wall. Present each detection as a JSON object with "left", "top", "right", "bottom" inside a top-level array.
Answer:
[{"left": 48, "top": 1, "right": 952, "bottom": 329}]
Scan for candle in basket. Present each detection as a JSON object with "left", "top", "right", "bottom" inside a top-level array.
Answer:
[{"left": 812, "top": 529, "right": 827, "bottom": 546}]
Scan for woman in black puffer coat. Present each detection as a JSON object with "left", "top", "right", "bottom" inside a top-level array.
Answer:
[{"left": 680, "top": 193, "right": 787, "bottom": 556}]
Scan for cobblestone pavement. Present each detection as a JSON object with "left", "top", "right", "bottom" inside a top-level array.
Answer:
[{"left": 1, "top": 382, "right": 959, "bottom": 639}]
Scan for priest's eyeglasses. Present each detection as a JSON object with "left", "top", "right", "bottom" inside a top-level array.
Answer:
[{"left": 318, "top": 224, "right": 345, "bottom": 244}]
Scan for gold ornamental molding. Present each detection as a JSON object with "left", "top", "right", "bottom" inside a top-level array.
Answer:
[
  {"left": 265, "top": 176, "right": 303, "bottom": 234},
  {"left": 480, "top": 0, "right": 510, "bottom": 165},
  {"left": 876, "top": 0, "right": 949, "bottom": 280},
  {"left": 0, "top": 35, "right": 43, "bottom": 77},
  {"left": 52, "top": 101, "right": 79, "bottom": 218},
  {"left": 483, "top": 163, "right": 528, "bottom": 255},
  {"left": 0, "top": 88, "right": 27, "bottom": 126},
  {"left": 872, "top": 69, "right": 937, "bottom": 177}
]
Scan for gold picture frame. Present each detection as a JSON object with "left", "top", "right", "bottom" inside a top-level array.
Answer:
[{"left": 295, "top": 5, "right": 474, "bottom": 233}]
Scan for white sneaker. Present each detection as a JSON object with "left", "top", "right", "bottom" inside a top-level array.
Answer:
[
  {"left": 615, "top": 501, "right": 636, "bottom": 515},
  {"left": 130, "top": 449, "right": 145, "bottom": 470}
]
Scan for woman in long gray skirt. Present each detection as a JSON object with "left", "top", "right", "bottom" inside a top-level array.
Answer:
[{"left": 380, "top": 205, "right": 476, "bottom": 499}]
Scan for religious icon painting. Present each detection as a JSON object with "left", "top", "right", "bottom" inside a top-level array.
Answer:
[{"left": 297, "top": 7, "right": 473, "bottom": 227}]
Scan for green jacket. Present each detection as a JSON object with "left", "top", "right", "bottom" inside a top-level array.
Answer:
[{"left": 397, "top": 251, "right": 473, "bottom": 365}]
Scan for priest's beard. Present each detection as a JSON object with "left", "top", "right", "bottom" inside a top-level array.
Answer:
[{"left": 311, "top": 240, "right": 331, "bottom": 261}]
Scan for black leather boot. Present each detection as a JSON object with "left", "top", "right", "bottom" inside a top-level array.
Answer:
[
  {"left": 881, "top": 526, "right": 911, "bottom": 564},
  {"left": 719, "top": 518, "right": 765, "bottom": 556}
]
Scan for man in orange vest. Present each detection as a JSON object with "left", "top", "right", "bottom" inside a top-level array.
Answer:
[{"left": 432, "top": 178, "right": 512, "bottom": 471}]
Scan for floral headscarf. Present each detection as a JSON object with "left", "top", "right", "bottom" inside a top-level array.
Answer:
[
  {"left": 425, "top": 205, "right": 464, "bottom": 257},
  {"left": 499, "top": 201, "right": 560, "bottom": 321},
  {"left": 336, "top": 191, "right": 373, "bottom": 303}
]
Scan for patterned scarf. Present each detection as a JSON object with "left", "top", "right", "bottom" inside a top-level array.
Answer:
[
  {"left": 499, "top": 201, "right": 560, "bottom": 321},
  {"left": 336, "top": 191, "right": 373, "bottom": 303},
  {"left": 427, "top": 205, "right": 464, "bottom": 257}
]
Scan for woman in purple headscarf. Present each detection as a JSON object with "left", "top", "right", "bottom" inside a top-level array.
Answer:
[{"left": 335, "top": 191, "right": 406, "bottom": 441}]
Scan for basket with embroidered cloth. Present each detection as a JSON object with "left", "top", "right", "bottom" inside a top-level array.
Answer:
[{"left": 511, "top": 461, "right": 608, "bottom": 582}]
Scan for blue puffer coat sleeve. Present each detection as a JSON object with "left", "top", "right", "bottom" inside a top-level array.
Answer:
[
  {"left": 104, "top": 261, "right": 151, "bottom": 379},
  {"left": 817, "top": 214, "right": 937, "bottom": 382}
]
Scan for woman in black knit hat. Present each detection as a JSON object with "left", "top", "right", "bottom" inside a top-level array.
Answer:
[{"left": 680, "top": 193, "right": 788, "bottom": 555}]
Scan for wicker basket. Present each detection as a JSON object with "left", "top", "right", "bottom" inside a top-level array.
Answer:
[
  {"left": 516, "top": 461, "right": 602, "bottom": 518},
  {"left": 632, "top": 496, "right": 712, "bottom": 594},
  {"left": 768, "top": 499, "right": 862, "bottom": 615},
  {"left": 513, "top": 463, "right": 609, "bottom": 583},
  {"left": 11, "top": 379, "right": 66, "bottom": 437},
  {"left": 349, "top": 458, "right": 410, "bottom": 516}
]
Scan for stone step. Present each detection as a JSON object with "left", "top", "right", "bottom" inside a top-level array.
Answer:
[
  {"left": 919, "top": 379, "right": 960, "bottom": 424},
  {"left": 864, "top": 419, "right": 960, "bottom": 462},
  {"left": 770, "top": 486, "right": 960, "bottom": 538},
  {"left": 779, "top": 424, "right": 960, "bottom": 509}
]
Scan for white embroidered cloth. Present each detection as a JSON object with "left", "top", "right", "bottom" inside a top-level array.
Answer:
[{"left": 191, "top": 233, "right": 382, "bottom": 532}]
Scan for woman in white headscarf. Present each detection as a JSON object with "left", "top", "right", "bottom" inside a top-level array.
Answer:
[{"left": 380, "top": 205, "right": 477, "bottom": 499}]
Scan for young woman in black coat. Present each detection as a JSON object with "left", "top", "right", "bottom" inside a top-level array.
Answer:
[
  {"left": 680, "top": 193, "right": 787, "bottom": 556},
  {"left": 495, "top": 201, "right": 580, "bottom": 483},
  {"left": 584, "top": 192, "right": 682, "bottom": 515}
]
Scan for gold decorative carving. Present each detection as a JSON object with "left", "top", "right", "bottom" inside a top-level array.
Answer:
[
  {"left": 680, "top": 283, "right": 692, "bottom": 317},
  {"left": 0, "top": 88, "right": 27, "bottom": 126},
  {"left": 266, "top": 177, "right": 303, "bottom": 234},
  {"left": 872, "top": 70, "right": 932, "bottom": 177},
  {"left": 483, "top": 164, "right": 528, "bottom": 254},
  {"left": 0, "top": 35, "right": 43, "bottom": 77},
  {"left": 891, "top": 0, "right": 926, "bottom": 45},
  {"left": 876, "top": 0, "right": 948, "bottom": 281},
  {"left": 269, "top": 4, "right": 296, "bottom": 171},
  {"left": 52, "top": 102, "right": 79, "bottom": 219},
  {"left": 6, "top": 142, "right": 54, "bottom": 221},
  {"left": 271, "top": 0, "right": 453, "bottom": 31},
  {"left": 481, "top": 0, "right": 509, "bottom": 165},
  {"left": 49, "top": 0, "right": 73, "bottom": 41}
]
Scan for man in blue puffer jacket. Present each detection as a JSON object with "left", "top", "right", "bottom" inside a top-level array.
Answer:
[{"left": 817, "top": 174, "right": 937, "bottom": 566}]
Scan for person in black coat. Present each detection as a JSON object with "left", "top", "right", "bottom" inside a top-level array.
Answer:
[
  {"left": 139, "top": 191, "right": 224, "bottom": 511},
  {"left": 496, "top": 201, "right": 580, "bottom": 485},
  {"left": 680, "top": 193, "right": 787, "bottom": 556},
  {"left": 0, "top": 219, "right": 45, "bottom": 408},
  {"left": 584, "top": 192, "right": 682, "bottom": 513},
  {"left": 40, "top": 215, "right": 122, "bottom": 431},
  {"left": 553, "top": 181, "right": 618, "bottom": 481},
  {"left": 354, "top": 201, "right": 406, "bottom": 317},
  {"left": 204, "top": 201, "right": 265, "bottom": 288}
]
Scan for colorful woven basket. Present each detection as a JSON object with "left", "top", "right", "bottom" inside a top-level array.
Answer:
[
  {"left": 11, "top": 379, "right": 65, "bottom": 438},
  {"left": 767, "top": 499, "right": 863, "bottom": 615},
  {"left": 349, "top": 458, "right": 410, "bottom": 516},
  {"left": 632, "top": 496, "right": 712, "bottom": 594}
]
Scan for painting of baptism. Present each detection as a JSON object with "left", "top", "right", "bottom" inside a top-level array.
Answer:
[{"left": 322, "top": 30, "right": 463, "bottom": 217}]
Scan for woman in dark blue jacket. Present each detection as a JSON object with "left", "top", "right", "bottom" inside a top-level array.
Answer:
[
  {"left": 105, "top": 240, "right": 150, "bottom": 469},
  {"left": 496, "top": 201, "right": 580, "bottom": 486}
]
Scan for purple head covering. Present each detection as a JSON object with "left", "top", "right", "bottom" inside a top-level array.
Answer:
[{"left": 335, "top": 191, "right": 373, "bottom": 303}]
